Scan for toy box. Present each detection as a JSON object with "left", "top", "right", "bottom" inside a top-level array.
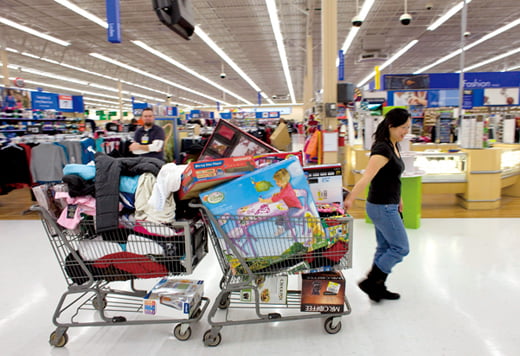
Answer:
[
  {"left": 253, "top": 151, "right": 304, "bottom": 168},
  {"left": 199, "top": 119, "right": 278, "bottom": 160},
  {"left": 240, "top": 275, "right": 288, "bottom": 304},
  {"left": 178, "top": 155, "right": 256, "bottom": 200},
  {"left": 143, "top": 278, "right": 204, "bottom": 317},
  {"left": 301, "top": 271, "right": 345, "bottom": 313},
  {"left": 303, "top": 164, "right": 343, "bottom": 204},
  {"left": 200, "top": 156, "right": 328, "bottom": 259}
]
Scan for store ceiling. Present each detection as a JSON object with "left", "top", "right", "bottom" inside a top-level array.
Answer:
[{"left": 1, "top": 0, "right": 520, "bottom": 111}]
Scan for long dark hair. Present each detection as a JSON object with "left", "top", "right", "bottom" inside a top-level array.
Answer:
[{"left": 373, "top": 108, "right": 410, "bottom": 144}]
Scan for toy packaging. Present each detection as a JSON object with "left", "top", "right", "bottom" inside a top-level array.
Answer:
[
  {"left": 143, "top": 278, "right": 204, "bottom": 317},
  {"left": 199, "top": 119, "right": 278, "bottom": 160},
  {"left": 300, "top": 271, "right": 345, "bottom": 313},
  {"left": 240, "top": 275, "right": 288, "bottom": 304},
  {"left": 200, "top": 156, "right": 327, "bottom": 259},
  {"left": 254, "top": 151, "right": 304, "bottom": 168},
  {"left": 178, "top": 155, "right": 256, "bottom": 200},
  {"left": 303, "top": 164, "right": 343, "bottom": 204}
]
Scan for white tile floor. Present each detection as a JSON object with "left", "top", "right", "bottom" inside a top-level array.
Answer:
[{"left": 1, "top": 218, "right": 519, "bottom": 355}]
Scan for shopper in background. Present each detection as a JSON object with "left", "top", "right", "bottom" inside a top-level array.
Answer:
[
  {"left": 343, "top": 108, "right": 411, "bottom": 302},
  {"left": 129, "top": 108, "right": 165, "bottom": 160}
]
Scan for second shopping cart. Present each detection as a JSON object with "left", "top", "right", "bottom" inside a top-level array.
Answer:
[{"left": 195, "top": 203, "right": 353, "bottom": 347}]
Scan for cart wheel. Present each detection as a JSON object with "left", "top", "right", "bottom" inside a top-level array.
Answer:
[
  {"left": 203, "top": 330, "right": 222, "bottom": 347},
  {"left": 173, "top": 324, "right": 192, "bottom": 341},
  {"left": 92, "top": 296, "right": 107, "bottom": 310},
  {"left": 49, "top": 331, "right": 69, "bottom": 347},
  {"left": 218, "top": 293, "right": 231, "bottom": 309},
  {"left": 324, "top": 317, "right": 342, "bottom": 334}
]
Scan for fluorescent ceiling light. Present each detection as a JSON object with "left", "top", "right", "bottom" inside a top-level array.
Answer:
[
  {"left": 380, "top": 40, "right": 418, "bottom": 71},
  {"left": 505, "top": 64, "right": 520, "bottom": 71},
  {"left": 89, "top": 52, "right": 230, "bottom": 106},
  {"left": 341, "top": 0, "right": 375, "bottom": 53},
  {"left": 194, "top": 26, "right": 274, "bottom": 104},
  {"left": 132, "top": 40, "right": 253, "bottom": 105},
  {"left": 266, "top": 0, "right": 296, "bottom": 104},
  {"left": 21, "top": 52, "right": 41, "bottom": 59},
  {"left": 357, "top": 40, "right": 419, "bottom": 87},
  {"left": 416, "top": 17, "right": 520, "bottom": 73},
  {"left": 427, "top": 0, "right": 472, "bottom": 31},
  {"left": 0, "top": 17, "right": 70, "bottom": 46},
  {"left": 9, "top": 64, "right": 89, "bottom": 86},
  {"left": 53, "top": 0, "right": 108, "bottom": 28},
  {"left": 463, "top": 47, "right": 520, "bottom": 72}
]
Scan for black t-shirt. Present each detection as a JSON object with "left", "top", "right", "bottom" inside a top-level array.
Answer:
[
  {"left": 133, "top": 124, "right": 165, "bottom": 160},
  {"left": 367, "top": 140, "right": 404, "bottom": 204}
]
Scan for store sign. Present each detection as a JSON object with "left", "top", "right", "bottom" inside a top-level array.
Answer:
[
  {"left": 463, "top": 90, "right": 473, "bottom": 109},
  {"left": 106, "top": 0, "right": 121, "bottom": 43},
  {"left": 58, "top": 95, "right": 73, "bottom": 110},
  {"left": 338, "top": 50, "right": 345, "bottom": 81},
  {"left": 31, "top": 92, "right": 58, "bottom": 110}
]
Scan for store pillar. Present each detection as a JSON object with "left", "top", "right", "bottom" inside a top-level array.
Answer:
[{"left": 320, "top": 0, "right": 338, "bottom": 164}]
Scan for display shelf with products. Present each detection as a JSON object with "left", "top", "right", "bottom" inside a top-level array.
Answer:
[{"left": 414, "top": 152, "right": 467, "bottom": 183}]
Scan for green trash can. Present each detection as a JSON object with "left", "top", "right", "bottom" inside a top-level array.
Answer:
[{"left": 365, "top": 175, "right": 422, "bottom": 229}]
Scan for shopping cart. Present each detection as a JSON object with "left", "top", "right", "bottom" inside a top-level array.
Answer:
[
  {"left": 28, "top": 205, "right": 210, "bottom": 347},
  {"left": 193, "top": 203, "right": 353, "bottom": 347}
]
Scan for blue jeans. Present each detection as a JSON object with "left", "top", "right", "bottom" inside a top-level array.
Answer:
[{"left": 366, "top": 202, "right": 410, "bottom": 274}]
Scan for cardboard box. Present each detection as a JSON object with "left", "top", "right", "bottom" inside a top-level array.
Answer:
[
  {"left": 303, "top": 164, "right": 343, "bottom": 204},
  {"left": 254, "top": 151, "right": 303, "bottom": 168},
  {"left": 143, "top": 278, "right": 204, "bottom": 317},
  {"left": 301, "top": 271, "right": 345, "bottom": 313},
  {"left": 200, "top": 156, "right": 325, "bottom": 258},
  {"left": 269, "top": 122, "right": 291, "bottom": 151},
  {"left": 240, "top": 275, "right": 288, "bottom": 304},
  {"left": 199, "top": 119, "right": 277, "bottom": 160},
  {"left": 178, "top": 156, "right": 256, "bottom": 200}
]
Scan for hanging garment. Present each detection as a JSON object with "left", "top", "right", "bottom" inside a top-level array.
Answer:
[{"left": 30, "top": 143, "right": 68, "bottom": 183}]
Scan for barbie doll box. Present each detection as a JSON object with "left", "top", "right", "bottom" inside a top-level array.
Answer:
[
  {"left": 178, "top": 155, "right": 256, "bottom": 200},
  {"left": 200, "top": 156, "right": 324, "bottom": 258}
]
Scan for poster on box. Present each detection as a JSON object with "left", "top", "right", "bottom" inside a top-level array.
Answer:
[{"left": 200, "top": 157, "right": 332, "bottom": 258}]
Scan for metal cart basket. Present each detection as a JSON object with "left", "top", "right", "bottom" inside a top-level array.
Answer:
[
  {"left": 30, "top": 205, "right": 210, "bottom": 347},
  {"left": 195, "top": 203, "right": 353, "bottom": 347}
]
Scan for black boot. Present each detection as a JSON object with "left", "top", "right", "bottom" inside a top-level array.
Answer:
[{"left": 358, "top": 264, "right": 400, "bottom": 302}]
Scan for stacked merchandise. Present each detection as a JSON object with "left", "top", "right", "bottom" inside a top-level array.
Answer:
[{"left": 33, "top": 155, "right": 208, "bottom": 285}]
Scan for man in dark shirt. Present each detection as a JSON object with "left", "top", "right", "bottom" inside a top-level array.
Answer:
[{"left": 129, "top": 108, "right": 165, "bottom": 160}]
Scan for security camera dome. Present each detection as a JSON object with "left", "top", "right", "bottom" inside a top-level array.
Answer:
[
  {"left": 351, "top": 15, "right": 363, "bottom": 27},
  {"left": 400, "top": 13, "right": 412, "bottom": 25}
]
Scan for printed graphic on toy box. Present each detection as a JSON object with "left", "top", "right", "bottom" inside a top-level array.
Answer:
[
  {"left": 143, "top": 278, "right": 203, "bottom": 317},
  {"left": 240, "top": 275, "right": 288, "bottom": 304},
  {"left": 200, "top": 157, "right": 346, "bottom": 265},
  {"left": 301, "top": 271, "right": 345, "bottom": 313},
  {"left": 303, "top": 164, "right": 343, "bottom": 204}
]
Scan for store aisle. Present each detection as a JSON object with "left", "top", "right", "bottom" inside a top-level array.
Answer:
[{"left": 0, "top": 218, "right": 518, "bottom": 356}]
